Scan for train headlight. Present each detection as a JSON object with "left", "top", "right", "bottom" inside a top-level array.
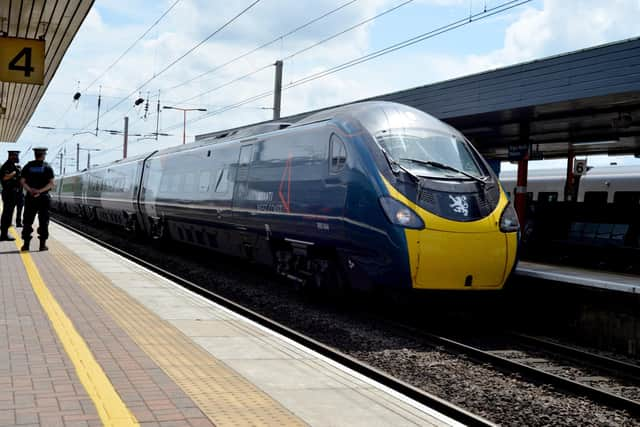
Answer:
[
  {"left": 499, "top": 202, "right": 519, "bottom": 233},
  {"left": 379, "top": 196, "right": 425, "bottom": 229}
]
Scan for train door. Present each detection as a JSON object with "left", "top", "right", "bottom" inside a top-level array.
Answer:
[
  {"left": 230, "top": 144, "right": 256, "bottom": 257},
  {"left": 138, "top": 156, "right": 165, "bottom": 238},
  {"left": 232, "top": 144, "right": 254, "bottom": 211}
]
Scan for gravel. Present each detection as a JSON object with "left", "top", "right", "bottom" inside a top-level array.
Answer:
[{"left": 53, "top": 214, "right": 640, "bottom": 426}]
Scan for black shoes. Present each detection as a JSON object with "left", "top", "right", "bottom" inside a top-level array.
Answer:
[
  {"left": 39, "top": 243, "right": 48, "bottom": 251},
  {"left": 0, "top": 234, "right": 15, "bottom": 241},
  {"left": 20, "top": 240, "right": 30, "bottom": 251}
]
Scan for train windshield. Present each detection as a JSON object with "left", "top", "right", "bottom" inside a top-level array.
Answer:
[{"left": 375, "top": 128, "right": 486, "bottom": 179}]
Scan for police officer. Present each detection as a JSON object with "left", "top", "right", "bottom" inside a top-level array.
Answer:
[
  {"left": 0, "top": 150, "right": 21, "bottom": 241},
  {"left": 20, "top": 147, "right": 55, "bottom": 251}
]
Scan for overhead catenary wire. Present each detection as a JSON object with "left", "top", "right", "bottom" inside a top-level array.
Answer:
[
  {"left": 164, "top": 0, "right": 359, "bottom": 93},
  {"left": 70, "top": 0, "right": 263, "bottom": 138},
  {"left": 166, "top": 0, "right": 532, "bottom": 131},
  {"left": 82, "top": 0, "right": 182, "bottom": 94},
  {"left": 96, "top": 0, "right": 263, "bottom": 118},
  {"left": 176, "top": 0, "right": 414, "bottom": 105},
  {"left": 54, "top": 0, "right": 387, "bottom": 154},
  {"left": 42, "top": 1, "right": 183, "bottom": 156}
]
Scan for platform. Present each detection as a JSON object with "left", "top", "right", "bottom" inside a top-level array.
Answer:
[
  {"left": 515, "top": 261, "right": 640, "bottom": 294},
  {"left": 0, "top": 221, "right": 463, "bottom": 427}
]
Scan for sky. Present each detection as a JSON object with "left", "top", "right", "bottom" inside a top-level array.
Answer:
[{"left": 4, "top": 0, "right": 640, "bottom": 173}]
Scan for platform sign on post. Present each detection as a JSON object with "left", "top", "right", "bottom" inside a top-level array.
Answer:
[
  {"left": 574, "top": 159, "right": 587, "bottom": 176},
  {"left": 0, "top": 37, "right": 45, "bottom": 85}
]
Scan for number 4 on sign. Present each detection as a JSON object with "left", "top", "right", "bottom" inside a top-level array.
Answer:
[
  {"left": 9, "top": 48, "right": 34, "bottom": 77},
  {"left": 0, "top": 37, "right": 45, "bottom": 84}
]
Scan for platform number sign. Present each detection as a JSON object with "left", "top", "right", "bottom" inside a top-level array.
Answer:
[
  {"left": 574, "top": 159, "right": 587, "bottom": 176},
  {"left": 0, "top": 37, "right": 45, "bottom": 85}
]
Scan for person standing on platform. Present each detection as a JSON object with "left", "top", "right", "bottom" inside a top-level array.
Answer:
[
  {"left": 0, "top": 150, "right": 21, "bottom": 241},
  {"left": 20, "top": 147, "right": 55, "bottom": 251}
]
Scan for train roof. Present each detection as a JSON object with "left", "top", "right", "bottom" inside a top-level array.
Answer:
[
  {"left": 294, "top": 101, "right": 463, "bottom": 138},
  {"left": 58, "top": 152, "right": 155, "bottom": 178},
  {"left": 60, "top": 101, "right": 473, "bottom": 178}
]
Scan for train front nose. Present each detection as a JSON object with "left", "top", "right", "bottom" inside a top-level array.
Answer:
[{"left": 406, "top": 209, "right": 517, "bottom": 290}]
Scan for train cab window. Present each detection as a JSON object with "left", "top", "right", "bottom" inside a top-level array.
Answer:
[
  {"left": 538, "top": 192, "right": 558, "bottom": 203},
  {"left": 214, "top": 169, "right": 229, "bottom": 193},
  {"left": 613, "top": 191, "right": 640, "bottom": 206},
  {"left": 330, "top": 134, "right": 347, "bottom": 173},
  {"left": 584, "top": 191, "right": 608, "bottom": 204}
]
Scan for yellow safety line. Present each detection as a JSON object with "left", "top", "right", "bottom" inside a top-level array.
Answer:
[{"left": 10, "top": 229, "right": 138, "bottom": 427}]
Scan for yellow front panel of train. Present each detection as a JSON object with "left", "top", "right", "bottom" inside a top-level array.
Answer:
[{"left": 411, "top": 229, "right": 508, "bottom": 289}]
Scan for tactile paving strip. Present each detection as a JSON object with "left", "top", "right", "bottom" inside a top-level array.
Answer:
[{"left": 49, "top": 242, "right": 305, "bottom": 427}]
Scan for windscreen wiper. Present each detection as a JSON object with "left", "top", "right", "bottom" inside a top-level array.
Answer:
[
  {"left": 399, "top": 158, "right": 488, "bottom": 186},
  {"left": 381, "top": 149, "right": 420, "bottom": 182}
]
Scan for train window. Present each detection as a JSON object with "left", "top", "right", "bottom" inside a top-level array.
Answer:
[
  {"left": 538, "top": 192, "right": 558, "bottom": 203},
  {"left": 199, "top": 171, "right": 211, "bottom": 192},
  {"left": 584, "top": 191, "right": 608, "bottom": 204},
  {"left": 330, "top": 134, "right": 347, "bottom": 173},
  {"left": 214, "top": 169, "right": 229, "bottom": 193},
  {"left": 613, "top": 191, "right": 640, "bottom": 206}
]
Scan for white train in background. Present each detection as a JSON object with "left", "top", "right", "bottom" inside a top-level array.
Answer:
[
  {"left": 499, "top": 165, "right": 640, "bottom": 271},
  {"left": 500, "top": 165, "right": 640, "bottom": 204}
]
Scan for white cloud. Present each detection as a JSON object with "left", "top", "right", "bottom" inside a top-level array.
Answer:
[{"left": 458, "top": 0, "right": 640, "bottom": 74}]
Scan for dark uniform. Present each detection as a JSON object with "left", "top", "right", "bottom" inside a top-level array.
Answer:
[
  {"left": 0, "top": 150, "right": 21, "bottom": 240},
  {"left": 21, "top": 148, "right": 55, "bottom": 251},
  {"left": 15, "top": 175, "right": 24, "bottom": 227}
]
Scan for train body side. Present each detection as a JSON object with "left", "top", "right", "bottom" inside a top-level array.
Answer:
[
  {"left": 56, "top": 154, "right": 150, "bottom": 230},
  {"left": 136, "top": 121, "right": 409, "bottom": 290}
]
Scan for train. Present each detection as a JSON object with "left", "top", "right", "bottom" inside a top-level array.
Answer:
[
  {"left": 52, "top": 101, "right": 519, "bottom": 292},
  {"left": 500, "top": 165, "right": 640, "bottom": 271}
]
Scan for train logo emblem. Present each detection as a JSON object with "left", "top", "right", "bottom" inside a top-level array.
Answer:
[{"left": 449, "top": 195, "right": 469, "bottom": 216}]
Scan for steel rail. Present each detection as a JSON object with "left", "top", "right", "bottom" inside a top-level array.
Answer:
[
  {"left": 512, "top": 333, "right": 640, "bottom": 380},
  {"left": 51, "top": 218, "right": 493, "bottom": 427},
  {"left": 382, "top": 320, "right": 640, "bottom": 416}
]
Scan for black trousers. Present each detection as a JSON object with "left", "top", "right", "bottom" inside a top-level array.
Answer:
[
  {"left": 0, "top": 190, "right": 17, "bottom": 236},
  {"left": 22, "top": 193, "right": 50, "bottom": 242},
  {"left": 16, "top": 191, "right": 24, "bottom": 225}
]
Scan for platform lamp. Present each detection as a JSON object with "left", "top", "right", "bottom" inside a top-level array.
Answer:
[{"left": 162, "top": 106, "right": 207, "bottom": 145}]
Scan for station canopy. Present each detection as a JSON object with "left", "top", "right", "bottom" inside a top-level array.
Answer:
[
  {"left": 0, "top": 0, "right": 94, "bottom": 143},
  {"left": 198, "top": 37, "right": 640, "bottom": 161}
]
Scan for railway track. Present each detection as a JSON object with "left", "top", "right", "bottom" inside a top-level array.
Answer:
[
  {"left": 381, "top": 319, "right": 640, "bottom": 416},
  {"left": 51, "top": 218, "right": 492, "bottom": 426}
]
